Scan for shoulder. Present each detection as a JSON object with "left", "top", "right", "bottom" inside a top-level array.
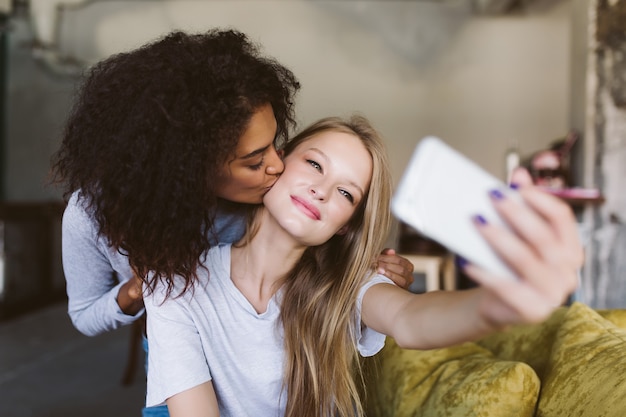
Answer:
[
  {"left": 63, "top": 191, "right": 99, "bottom": 237},
  {"left": 148, "top": 245, "right": 229, "bottom": 303},
  {"left": 204, "top": 244, "right": 232, "bottom": 282},
  {"left": 360, "top": 272, "right": 395, "bottom": 294},
  {"left": 212, "top": 202, "right": 249, "bottom": 244}
]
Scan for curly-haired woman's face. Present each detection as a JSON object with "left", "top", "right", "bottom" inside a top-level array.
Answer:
[{"left": 215, "top": 104, "right": 284, "bottom": 204}]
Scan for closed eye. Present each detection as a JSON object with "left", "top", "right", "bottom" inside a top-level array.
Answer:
[{"left": 249, "top": 157, "right": 264, "bottom": 170}]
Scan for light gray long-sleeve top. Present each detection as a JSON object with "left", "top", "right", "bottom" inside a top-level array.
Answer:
[{"left": 62, "top": 191, "right": 247, "bottom": 336}]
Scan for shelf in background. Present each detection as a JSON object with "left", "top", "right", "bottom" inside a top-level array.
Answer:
[{"left": 540, "top": 187, "right": 605, "bottom": 206}]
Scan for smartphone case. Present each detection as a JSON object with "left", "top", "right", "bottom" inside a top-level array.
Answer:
[{"left": 391, "top": 136, "right": 519, "bottom": 280}]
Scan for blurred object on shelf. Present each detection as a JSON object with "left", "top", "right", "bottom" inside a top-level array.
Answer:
[
  {"left": 504, "top": 140, "right": 520, "bottom": 184},
  {"left": 527, "top": 130, "right": 578, "bottom": 190},
  {"left": 540, "top": 187, "right": 605, "bottom": 206},
  {"left": 520, "top": 130, "right": 604, "bottom": 207}
]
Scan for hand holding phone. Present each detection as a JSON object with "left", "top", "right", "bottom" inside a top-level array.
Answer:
[{"left": 391, "top": 137, "right": 521, "bottom": 280}]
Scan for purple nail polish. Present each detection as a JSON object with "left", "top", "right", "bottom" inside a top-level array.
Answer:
[
  {"left": 509, "top": 182, "right": 520, "bottom": 190},
  {"left": 489, "top": 189, "right": 505, "bottom": 200},
  {"left": 455, "top": 256, "right": 468, "bottom": 269},
  {"left": 473, "top": 214, "right": 487, "bottom": 225}
]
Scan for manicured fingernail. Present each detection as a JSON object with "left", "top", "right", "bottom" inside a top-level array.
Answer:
[
  {"left": 489, "top": 189, "right": 505, "bottom": 200},
  {"left": 473, "top": 214, "right": 487, "bottom": 225},
  {"left": 509, "top": 182, "right": 520, "bottom": 190},
  {"left": 455, "top": 256, "right": 468, "bottom": 269},
  {"left": 377, "top": 267, "right": 385, "bottom": 275}
]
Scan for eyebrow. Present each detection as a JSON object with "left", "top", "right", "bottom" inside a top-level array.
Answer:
[
  {"left": 239, "top": 144, "right": 270, "bottom": 160},
  {"left": 310, "top": 148, "right": 366, "bottom": 197}
]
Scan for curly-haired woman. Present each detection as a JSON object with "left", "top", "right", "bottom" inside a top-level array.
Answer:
[{"left": 50, "top": 27, "right": 415, "bottom": 388}]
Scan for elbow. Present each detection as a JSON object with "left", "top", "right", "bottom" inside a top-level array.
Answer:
[
  {"left": 393, "top": 334, "right": 446, "bottom": 351},
  {"left": 69, "top": 313, "right": 102, "bottom": 337},
  {"left": 388, "top": 315, "right": 443, "bottom": 351},
  {"left": 392, "top": 334, "right": 430, "bottom": 351}
]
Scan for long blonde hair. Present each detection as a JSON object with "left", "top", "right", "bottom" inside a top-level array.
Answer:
[{"left": 278, "top": 115, "right": 393, "bottom": 417}]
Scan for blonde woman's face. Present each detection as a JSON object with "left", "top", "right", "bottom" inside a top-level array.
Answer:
[
  {"left": 263, "top": 131, "right": 372, "bottom": 246},
  {"left": 215, "top": 104, "right": 284, "bottom": 204}
]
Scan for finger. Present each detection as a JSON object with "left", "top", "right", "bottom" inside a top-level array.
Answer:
[
  {"left": 509, "top": 167, "right": 533, "bottom": 187},
  {"left": 488, "top": 190, "right": 565, "bottom": 266},
  {"left": 378, "top": 259, "right": 414, "bottom": 287},
  {"left": 464, "top": 263, "right": 559, "bottom": 324},
  {"left": 381, "top": 247, "right": 396, "bottom": 256},
  {"left": 376, "top": 255, "right": 414, "bottom": 289},
  {"left": 376, "top": 251, "right": 414, "bottom": 275},
  {"left": 514, "top": 187, "right": 584, "bottom": 267},
  {"left": 472, "top": 215, "right": 575, "bottom": 301},
  {"left": 494, "top": 185, "right": 583, "bottom": 269},
  {"left": 381, "top": 268, "right": 414, "bottom": 289}
]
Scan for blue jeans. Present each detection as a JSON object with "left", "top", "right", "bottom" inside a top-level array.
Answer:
[{"left": 142, "top": 336, "right": 170, "bottom": 417}]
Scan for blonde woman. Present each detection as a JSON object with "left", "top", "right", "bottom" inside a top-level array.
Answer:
[{"left": 144, "top": 115, "right": 581, "bottom": 417}]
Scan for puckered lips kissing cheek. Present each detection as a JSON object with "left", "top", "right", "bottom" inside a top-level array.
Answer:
[
  {"left": 290, "top": 195, "right": 321, "bottom": 221},
  {"left": 262, "top": 178, "right": 278, "bottom": 195}
]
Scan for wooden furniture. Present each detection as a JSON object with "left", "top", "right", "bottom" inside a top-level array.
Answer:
[
  {"left": 397, "top": 222, "right": 457, "bottom": 293},
  {"left": 400, "top": 253, "right": 456, "bottom": 292},
  {"left": 0, "top": 201, "right": 66, "bottom": 319}
]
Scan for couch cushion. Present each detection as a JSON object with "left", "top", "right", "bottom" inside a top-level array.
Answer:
[
  {"left": 363, "top": 338, "right": 540, "bottom": 417},
  {"left": 537, "top": 302, "right": 626, "bottom": 417},
  {"left": 597, "top": 308, "right": 626, "bottom": 330},
  {"left": 475, "top": 307, "right": 567, "bottom": 379}
]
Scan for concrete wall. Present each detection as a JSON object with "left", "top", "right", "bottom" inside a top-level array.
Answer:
[{"left": 580, "top": 0, "right": 626, "bottom": 308}]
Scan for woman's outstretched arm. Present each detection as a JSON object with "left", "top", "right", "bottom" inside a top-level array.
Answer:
[{"left": 362, "top": 168, "right": 581, "bottom": 349}]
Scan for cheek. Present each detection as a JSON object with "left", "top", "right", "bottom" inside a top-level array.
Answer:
[
  {"left": 263, "top": 182, "right": 280, "bottom": 203},
  {"left": 229, "top": 169, "right": 265, "bottom": 189},
  {"left": 216, "top": 171, "right": 264, "bottom": 201},
  {"left": 329, "top": 203, "right": 356, "bottom": 231}
]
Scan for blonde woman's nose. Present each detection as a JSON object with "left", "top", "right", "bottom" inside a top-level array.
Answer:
[{"left": 309, "top": 185, "right": 327, "bottom": 200}]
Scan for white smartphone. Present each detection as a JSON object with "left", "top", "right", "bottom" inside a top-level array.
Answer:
[{"left": 391, "top": 136, "right": 520, "bottom": 280}]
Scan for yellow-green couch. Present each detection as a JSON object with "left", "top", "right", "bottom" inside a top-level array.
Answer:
[{"left": 363, "top": 302, "right": 626, "bottom": 417}]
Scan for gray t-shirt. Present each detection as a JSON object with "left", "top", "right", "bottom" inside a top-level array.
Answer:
[
  {"left": 145, "top": 243, "right": 391, "bottom": 415},
  {"left": 62, "top": 191, "right": 247, "bottom": 336}
]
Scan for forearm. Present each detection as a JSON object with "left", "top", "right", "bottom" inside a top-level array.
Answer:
[
  {"left": 63, "top": 196, "right": 142, "bottom": 335},
  {"left": 363, "top": 285, "right": 497, "bottom": 350},
  {"left": 394, "top": 288, "right": 497, "bottom": 349},
  {"left": 68, "top": 282, "right": 144, "bottom": 336},
  {"left": 65, "top": 258, "right": 143, "bottom": 335}
]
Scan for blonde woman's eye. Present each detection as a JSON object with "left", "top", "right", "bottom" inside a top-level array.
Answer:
[
  {"left": 307, "top": 159, "right": 322, "bottom": 172},
  {"left": 339, "top": 189, "right": 354, "bottom": 203}
]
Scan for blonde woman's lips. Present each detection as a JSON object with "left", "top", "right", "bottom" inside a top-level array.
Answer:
[{"left": 291, "top": 196, "right": 320, "bottom": 220}]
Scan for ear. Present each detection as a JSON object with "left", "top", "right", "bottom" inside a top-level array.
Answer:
[{"left": 336, "top": 225, "right": 349, "bottom": 236}]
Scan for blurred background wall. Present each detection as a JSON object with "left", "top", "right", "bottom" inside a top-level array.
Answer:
[
  {"left": 5, "top": 0, "right": 572, "bottom": 201},
  {"left": 6, "top": 0, "right": 625, "bottom": 311}
]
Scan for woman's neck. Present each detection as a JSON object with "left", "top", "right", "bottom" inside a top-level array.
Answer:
[{"left": 230, "top": 208, "right": 305, "bottom": 314}]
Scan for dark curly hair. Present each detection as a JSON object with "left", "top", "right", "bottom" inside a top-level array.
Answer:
[{"left": 50, "top": 29, "right": 300, "bottom": 286}]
